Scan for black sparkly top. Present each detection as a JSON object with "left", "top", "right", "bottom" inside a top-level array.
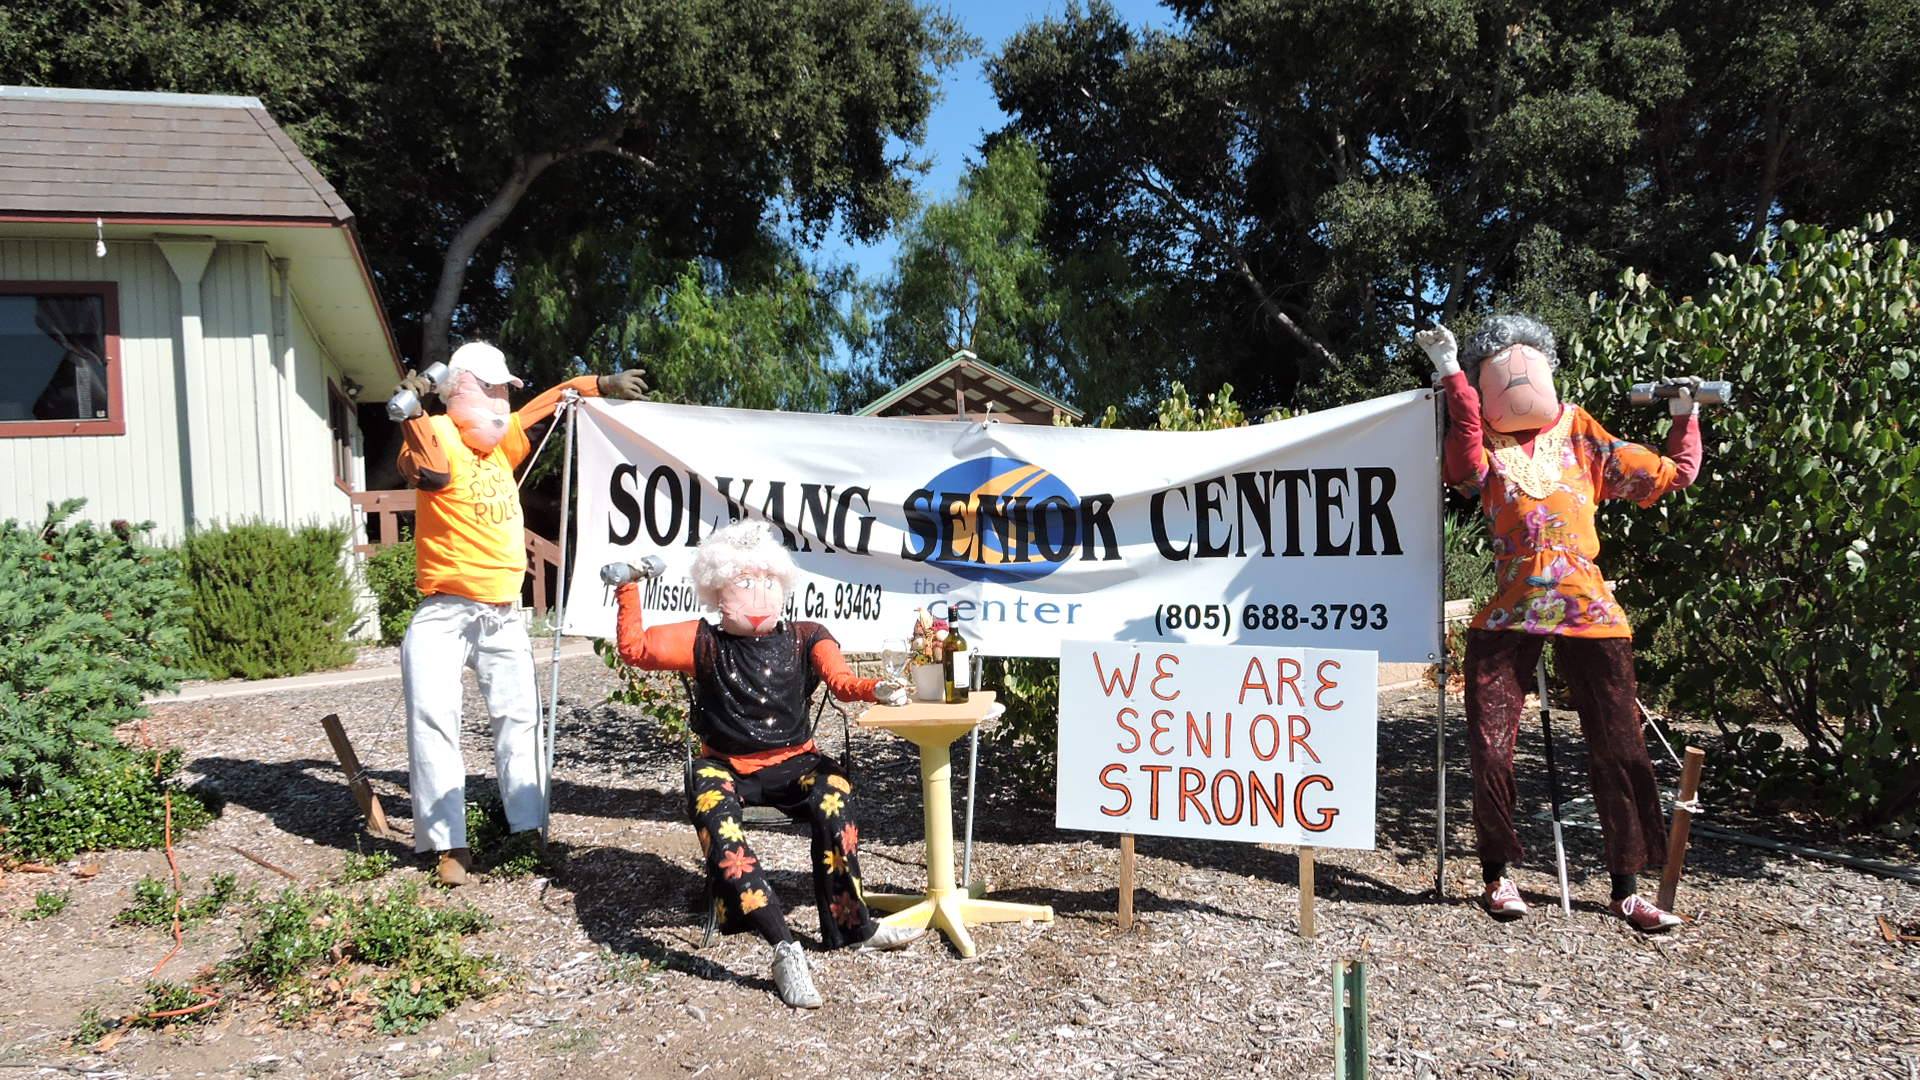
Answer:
[{"left": 690, "top": 620, "right": 839, "bottom": 755}]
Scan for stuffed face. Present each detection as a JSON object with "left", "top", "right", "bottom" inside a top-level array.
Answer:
[
  {"left": 716, "top": 571, "right": 786, "bottom": 636},
  {"left": 443, "top": 371, "right": 512, "bottom": 454},
  {"left": 1477, "top": 343, "right": 1561, "bottom": 433}
]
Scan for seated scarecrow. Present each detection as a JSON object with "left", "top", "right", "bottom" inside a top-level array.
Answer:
[{"left": 602, "top": 521, "right": 917, "bottom": 1008}]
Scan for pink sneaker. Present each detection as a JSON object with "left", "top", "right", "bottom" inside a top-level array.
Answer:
[
  {"left": 1482, "top": 878, "right": 1529, "bottom": 920},
  {"left": 1610, "top": 894, "right": 1682, "bottom": 932}
]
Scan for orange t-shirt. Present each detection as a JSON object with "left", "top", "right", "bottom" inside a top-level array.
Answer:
[
  {"left": 413, "top": 413, "right": 532, "bottom": 603},
  {"left": 1469, "top": 405, "right": 1680, "bottom": 638}
]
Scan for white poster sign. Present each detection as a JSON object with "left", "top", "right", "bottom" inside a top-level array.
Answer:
[
  {"left": 561, "top": 390, "right": 1439, "bottom": 661},
  {"left": 1056, "top": 639, "right": 1377, "bottom": 849}
]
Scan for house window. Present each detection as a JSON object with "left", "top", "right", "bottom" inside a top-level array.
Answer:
[
  {"left": 327, "top": 380, "right": 355, "bottom": 491},
  {"left": 0, "top": 282, "right": 124, "bottom": 437}
]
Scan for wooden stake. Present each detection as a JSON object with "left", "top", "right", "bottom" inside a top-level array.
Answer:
[
  {"left": 320, "top": 713, "right": 389, "bottom": 838},
  {"left": 1299, "top": 846, "right": 1317, "bottom": 937},
  {"left": 1656, "top": 746, "right": 1706, "bottom": 911},
  {"left": 1117, "top": 833, "right": 1136, "bottom": 930}
]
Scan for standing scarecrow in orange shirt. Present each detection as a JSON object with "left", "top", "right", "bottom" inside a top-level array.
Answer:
[
  {"left": 1419, "top": 315, "right": 1709, "bottom": 931},
  {"left": 392, "top": 342, "right": 647, "bottom": 885}
]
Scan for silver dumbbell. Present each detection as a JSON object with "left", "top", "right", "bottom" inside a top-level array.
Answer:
[{"left": 1629, "top": 378, "right": 1732, "bottom": 407}]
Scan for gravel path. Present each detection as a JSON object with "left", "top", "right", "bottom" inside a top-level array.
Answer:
[{"left": 3, "top": 654, "right": 1917, "bottom": 1079}]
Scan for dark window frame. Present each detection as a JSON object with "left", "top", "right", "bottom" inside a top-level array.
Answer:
[
  {"left": 326, "top": 377, "right": 356, "bottom": 493},
  {"left": 0, "top": 280, "right": 125, "bottom": 438}
]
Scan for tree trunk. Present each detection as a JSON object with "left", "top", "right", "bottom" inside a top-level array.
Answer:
[{"left": 419, "top": 153, "right": 560, "bottom": 368}]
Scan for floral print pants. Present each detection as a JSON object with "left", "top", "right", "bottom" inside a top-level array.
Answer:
[
  {"left": 687, "top": 751, "right": 876, "bottom": 948},
  {"left": 1464, "top": 630, "right": 1668, "bottom": 875}
]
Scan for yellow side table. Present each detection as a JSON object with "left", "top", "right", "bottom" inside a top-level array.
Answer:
[{"left": 857, "top": 691, "right": 1053, "bottom": 957}]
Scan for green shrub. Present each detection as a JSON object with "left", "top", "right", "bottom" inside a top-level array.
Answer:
[
  {"left": 363, "top": 536, "right": 420, "bottom": 646},
  {"left": 234, "top": 888, "right": 344, "bottom": 990},
  {"left": 131, "top": 980, "right": 221, "bottom": 1029},
  {"left": 231, "top": 883, "right": 494, "bottom": 1031},
  {"left": 177, "top": 521, "right": 359, "bottom": 679},
  {"left": 0, "top": 500, "right": 189, "bottom": 815},
  {"left": 22, "top": 889, "right": 69, "bottom": 922},
  {"left": 339, "top": 846, "right": 397, "bottom": 884},
  {"left": 463, "top": 791, "right": 549, "bottom": 878},
  {"left": 1565, "top": 213, "right": 1920, "bottom": 832},
  {"left": 1, "top": 746, "right": 212, "bottom": 862},
  {"left": 116, "top": 872, "right": 237, "bottom": 929}
]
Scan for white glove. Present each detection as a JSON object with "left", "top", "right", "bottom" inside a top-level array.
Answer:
[
  {"left": 874, "top": 679, "right": 910, "bottom": 707},
  {"left": 1662, "top": 375, "right": 1699, "bottom": 417},
  {"left": 1415, "top": 325, "right": 1460, "bottom": 378}
]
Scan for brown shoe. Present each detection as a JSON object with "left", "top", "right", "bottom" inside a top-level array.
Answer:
[{"left": 436, "top": 848, "right": 473, "bottom": 887}]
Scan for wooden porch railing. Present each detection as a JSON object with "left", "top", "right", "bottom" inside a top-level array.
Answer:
[{"left": 349, "top": 488, "right": 565, "bottom": 617}]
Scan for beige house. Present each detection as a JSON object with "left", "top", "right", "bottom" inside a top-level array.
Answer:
[{"left": 0, "top": 85, "right": 403, "bottom": 541}]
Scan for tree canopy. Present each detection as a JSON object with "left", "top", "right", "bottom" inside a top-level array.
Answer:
[
  {"left": 2, "top": 0, "right": 969, "bottom": 365},
  {"left": 988, "top": 0, "right": 1920, "bottom": 412}
]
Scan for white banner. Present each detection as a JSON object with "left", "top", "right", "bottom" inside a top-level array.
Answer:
[
  {"left": 561, "top": 389, "right": 1440, "bottom": 661},
  {"left": 1056, "top": 640, "right": 1377, "bottom": 849}
]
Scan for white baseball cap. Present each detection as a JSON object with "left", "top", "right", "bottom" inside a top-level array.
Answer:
[{"left": 447, "top": 341, "right": 524, "bottom": 388}]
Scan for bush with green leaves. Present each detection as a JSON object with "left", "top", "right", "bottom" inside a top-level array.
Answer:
[
  {"left": 0, "top": 501, "right": 189, "bottom": 816},
  {"left": 1564, "top": 214, "right": 1920, "bottom": 832},
  {"left": 116, "top": 872, "right": 238, "bottom": 929},
  {"left": 177, "top": 520, "right": 360, "bottom": 679},
  {"left": 362, "top": 534, "right": 420, "bottom": 646},
  {"left": 231, "top": 883, "right": 495, "bottom": 1031},
  {"left": 1, "top": 745, "right": 212, "bottom": 862}
]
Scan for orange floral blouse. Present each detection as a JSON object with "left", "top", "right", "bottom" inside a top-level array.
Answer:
[{"left": 1441, "top": 373, "right": 1701, "bottom": 638}]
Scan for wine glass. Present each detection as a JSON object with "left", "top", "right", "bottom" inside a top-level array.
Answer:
[{"left": 880, "top": 638, "right": 909, "bottom": 682}]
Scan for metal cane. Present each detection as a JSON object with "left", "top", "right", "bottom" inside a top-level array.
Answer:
[{"left": 1535, "top": 655, "right": 1572, "bottom": 914}]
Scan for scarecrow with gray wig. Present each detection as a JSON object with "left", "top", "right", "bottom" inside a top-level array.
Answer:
[
  {"left": 602, "top": 521, "right": 917, "bottom": 1008},
  {"left": 1418, "top": 315, "right": 1710, "bottom": 932}
]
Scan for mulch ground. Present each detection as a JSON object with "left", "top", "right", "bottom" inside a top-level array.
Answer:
[{"left": 3, "top": 653, "right": 1917, "bottom": 1079}]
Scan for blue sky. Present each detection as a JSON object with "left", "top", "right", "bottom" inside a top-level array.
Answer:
[{"left": 814, "top": 0, "right": 1177, "bottom": 285}]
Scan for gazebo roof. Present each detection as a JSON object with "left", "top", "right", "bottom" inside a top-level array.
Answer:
[{"left": 858, "top": 350, "right": 1081, "bottom": 422}]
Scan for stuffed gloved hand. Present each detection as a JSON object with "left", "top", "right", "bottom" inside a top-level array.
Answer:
[
  {"left": 874, "top": 679, "right": 910, "bottom": 707},
  {"left": 1415, "top": 325, "right": 1460, "bottom": 378},
  {"left": 1662, "top": 375, "right": 1701, "bottom": 417},
  {"left": 398, "top": 369, "right": 437, "bottom": 400},
  {"left": 597, "top": 369, "right": 650, "bottom": 400}
]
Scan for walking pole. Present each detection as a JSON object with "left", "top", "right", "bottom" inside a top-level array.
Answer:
[
  {"left": 1432, "top": 384, "right": 1448, "bottom": 896},
  {"left": 540, "top": 390, "right": 580, "bottom": 836},
  {"left": 1535, "top": 654, "right": 1572, "bottom": 914}
]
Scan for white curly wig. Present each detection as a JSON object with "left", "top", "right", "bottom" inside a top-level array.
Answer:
[{"left": 691, "top": 520, "right": 798, "bottom": 607}]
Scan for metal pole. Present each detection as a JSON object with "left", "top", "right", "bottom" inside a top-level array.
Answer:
[
  {"left": 962, "top": 650, "right": 981, "bottom": 890},
  {"left": 1432, "top": 384, "right": 1448, "bottom": 896},
  {"left": 1536, "top": 655, "right": 1572, "bottom": 914},
  {"left": 540, "top": 391, "right": 580, "bottom": 836}
]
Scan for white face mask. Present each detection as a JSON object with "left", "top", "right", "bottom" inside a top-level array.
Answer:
[
  {"left": 444, "top": 371, "right": 511, "bottom": 453},
  {"left": 1477, "top": 344, "right": 1561, "bottom": 433},
  {"left": 717, "top": 573, "right": 784, "bottom": 636}
]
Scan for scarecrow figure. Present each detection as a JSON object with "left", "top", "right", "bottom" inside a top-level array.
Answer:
[
  {"left": 394, "top": 342, "right": 647, "bottom": 885},
  {"left": 603, "top": 521, "right": 919, "bottom": 1009},
  {"left": 1419, "top": 316, "right": 1706, "bottom": 931}
]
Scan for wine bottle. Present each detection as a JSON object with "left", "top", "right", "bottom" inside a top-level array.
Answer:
[{"left": 943, "top": 626, "right": 971, "bottom": 703}]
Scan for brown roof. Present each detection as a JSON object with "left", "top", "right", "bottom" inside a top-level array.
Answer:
[{"left": 0, "top": 86, "right": 352, "bottom": 221}]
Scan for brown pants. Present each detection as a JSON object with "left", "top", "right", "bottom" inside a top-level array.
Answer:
[{"left": 1464, "top": 630, "right": 1667, "bottom": 875}]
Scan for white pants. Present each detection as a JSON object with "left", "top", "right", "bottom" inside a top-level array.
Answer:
[{"left": 401, "top": 594, "right": 546, "bottom": 852}]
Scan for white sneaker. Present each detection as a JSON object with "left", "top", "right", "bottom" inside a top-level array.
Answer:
[
  {"left": 857, "top": 921, "right": 926, "bottom": 952},
  {"left": 1483, "top": 878, "right": 1529, "bottom": 920},
  {"left": 1610, "top": 894, "right": 1683, "bottom": 932},
  {"left": 771, "top": 941, "right": 822, "bottom": 1008}
]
